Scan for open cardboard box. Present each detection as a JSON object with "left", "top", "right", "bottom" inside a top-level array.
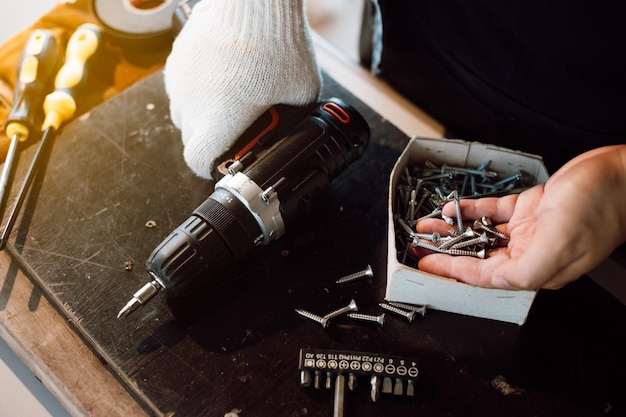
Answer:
[{"left": 385, "top": 137, "right": 550, "bottom": 325}]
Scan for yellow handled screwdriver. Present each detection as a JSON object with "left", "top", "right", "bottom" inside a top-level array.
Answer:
[
  {"left": 0, "top": 30, "right": 59, "bottom": 232},
  {"left": 0, "top": 23, "right": 102, "bottom": 250}
]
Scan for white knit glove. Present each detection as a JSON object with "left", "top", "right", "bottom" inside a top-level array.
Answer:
[{"left": 164, "top": 0, "right": 322, "bottom": 179}]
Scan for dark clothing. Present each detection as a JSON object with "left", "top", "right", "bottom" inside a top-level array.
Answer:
[{"left": 373, "top": 1, "right": 626, "bottom": 172}]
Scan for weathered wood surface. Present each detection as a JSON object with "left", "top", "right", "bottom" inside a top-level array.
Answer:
[
  {"left": 0, "top": 248, "right": 149, "bottom": 417},
  {"left": 1, "top": 69, "right": 624, "bottom": 417}
]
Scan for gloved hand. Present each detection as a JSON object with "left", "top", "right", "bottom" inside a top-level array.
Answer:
[{"left": 164, "top": 0, "right": 322, "bottom": 179}]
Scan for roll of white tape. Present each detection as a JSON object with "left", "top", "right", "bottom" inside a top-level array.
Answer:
[{"left": 90, "top": 0, "right": 179, "bottom": 38}]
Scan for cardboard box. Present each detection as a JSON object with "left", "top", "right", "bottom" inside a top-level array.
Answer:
[{"left": 385, "top": 137, "right": 550, "bottom": 325}]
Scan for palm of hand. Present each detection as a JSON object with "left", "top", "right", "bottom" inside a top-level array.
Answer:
[{"left": 418, "top": 145, "right": 626, "bottom": 290}]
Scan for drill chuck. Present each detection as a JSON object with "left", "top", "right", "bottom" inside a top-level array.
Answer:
[{"left": 119, "top": 98, "right": 370, "bottom": 317}]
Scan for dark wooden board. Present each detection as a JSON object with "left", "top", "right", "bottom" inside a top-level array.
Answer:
[{"left": 5, "top": 71, "right": 626, "bottom": 417}]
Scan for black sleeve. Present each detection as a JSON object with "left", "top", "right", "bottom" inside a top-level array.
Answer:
[{"left": 366, "top": 0, "right": 626, "bottom": 171}]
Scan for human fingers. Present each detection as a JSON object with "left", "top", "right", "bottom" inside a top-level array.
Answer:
[
  {"left": 417, "top": 248, "right": 513, "bottom": 288},
  {"left": 441, "top": 193, "right": 519, "bottom": 224}
]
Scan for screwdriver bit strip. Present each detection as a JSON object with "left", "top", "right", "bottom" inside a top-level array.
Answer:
[{"left": 298, "top": 348, "right": 419, "bottom": 400}]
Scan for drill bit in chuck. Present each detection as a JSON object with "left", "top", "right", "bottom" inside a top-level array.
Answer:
[{"left": 117, "top": 279, "right": 163, "bottom": 319}]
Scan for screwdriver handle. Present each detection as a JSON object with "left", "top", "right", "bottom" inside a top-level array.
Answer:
[
  {"left": 43, "top": 23, "right": 102, "bottom": 131},
  {"left": 4, "top": 29, "right": 59, "bottom": 142}
]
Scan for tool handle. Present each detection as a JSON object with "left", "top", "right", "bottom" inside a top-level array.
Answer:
[
  {"left": 43, "top": 23, "right": 102, "bottom": 131},
  {"left": 4, "top": 30, "right": 58, "bottom": 141}
]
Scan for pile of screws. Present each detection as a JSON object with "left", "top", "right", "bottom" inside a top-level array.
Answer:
[
  {"left": 394, "top": 160, "right": 533, "bottom": 266},
  {"left": 295, "top": 300, "right": 428, "bottom": 329},
  {"left": 295, "top": 293, "right": 427, "bottom": 329}
]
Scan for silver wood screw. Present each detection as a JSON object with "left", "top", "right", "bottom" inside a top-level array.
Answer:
[
  {"left": 438, "top": 226, "right": 475, "bottom": 249},
  {"left": 415, "top": 208, "right": 442, "bottom": 223},
  {"left": 406, "top": 189, "right": 417, "bottom": 223},
  {"left": 412, "top": 240, "right": 450, "bottom": 254},
  {"left": 451, "top": 232, "right": 489, "bottom": 249},
  {"left": 388, "top": 301, "right": 427, "bottom": 318},
  {"left": 493, "top": 171, "right": 522, "bottom": 187},
  {"left": 446, "top": 189, "right": 464, "bottom": 234},
  {"left": 295, "top": 308, "right": 329, "bottom": 328},
  {"left": 379, "top": 303, "right": 416, "bottom": 323},
  {"left": 323, "top": 299, "right": 358, "bottom": 320},
  {"left": 335, "top": 265, "right": 374, "bottom": 284},
  {"left": 447, "top": 248, "right": 486, "bottom": 259},
  {"left": 474, "top": 217, "right": 509, "bottom": 240},
  {"left": 441, "top": 163, "right": 498, "bottom": 178},
  {"left": 398, "top": 218, "right": 442, "bottom": 243},
  {"left": 412, "top": 240, "right": 486, "bottom": 258},
  {"left": 348, "top": 312, "right": 385, "bottom": 327}
]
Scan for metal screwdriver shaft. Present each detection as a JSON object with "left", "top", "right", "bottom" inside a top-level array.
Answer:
[
  {"left": 333, "top": 374, "right": 346, "bottom": 417},
  {"left": 0, "top": 30, "right": 58, "bottom": 247},
  {"left": 0, "top": 24, "right": 101, "bottom": 250}
]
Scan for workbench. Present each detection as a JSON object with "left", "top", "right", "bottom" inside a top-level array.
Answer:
[{"left": 1, "top": 36, "right": 625, "bottom": 417}]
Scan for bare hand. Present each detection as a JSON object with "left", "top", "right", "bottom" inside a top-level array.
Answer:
[{"left": 416, "top": 145, "right": 626, "bottom": 290}]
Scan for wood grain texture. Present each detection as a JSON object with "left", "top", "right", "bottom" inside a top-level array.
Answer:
[{"left": 0, "top": 249, "right": 149, "bottom": 417}]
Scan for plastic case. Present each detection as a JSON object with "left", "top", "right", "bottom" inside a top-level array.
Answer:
[{"left": 385, "top": 137, "right": 550, "bottom": 325}]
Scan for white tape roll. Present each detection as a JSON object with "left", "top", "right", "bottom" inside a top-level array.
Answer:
[{"left": 90, "top": 0, "right": 179, "bottom": 38}]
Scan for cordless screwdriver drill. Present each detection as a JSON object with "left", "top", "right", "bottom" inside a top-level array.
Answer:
[{"left": 118, "top": 98, "right": 370, "bottom": 318}]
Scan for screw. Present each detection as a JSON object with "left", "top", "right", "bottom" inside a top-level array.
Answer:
[
  {"left": 406, "top": 189, "right": 417, "bottom": 223},
  {"left": 396, "top": 216, "right": 414, "bottom": 235},
  {"left": 347, "top": 312, "right": 385, "bottom": 327},
  {"left": 398, "top": 218, "right": 441, "bottom": 243},
  {"left": 295, "top": 308, "right": 329, "bottom": 328},
  {"left": 335, "top": 265, "right": 374, "bottom": 284},
  {"left": 446, "top": 189, "right": 464, "bottom": 234},
  {"left": 454, "top": 191, "right": 464, "bottom": 234},
  {"left": 411, "top": 240, "right": 450, "bottom": 254},
  {"left": 441, "top": 163, "right": 498, "bottom": 178},
  {"left": 415, "top": 208, "right": 442, "bottom": 223},
  {"left": 441, "top": 214, "right": 456, "bottom": 226},
  {"left": 447, "top": 248, "right": 486, "bottom": 259},
  {"left": 323, "top": 299, "right": 358, "bottom": 320},
  {"left": 388, "top": 301, "right": 427, "bottom": 318},
  {"left": 379, "top": 303, "right": 416, "bottom": 323},
  {"left": 473, "top": 218, "right": 509, "bottom": 240},
  {"left": 412, "top": 240, "right": 486, "bottom": 258},
  {"left": 413, "top": 231, "right": 441, "bottom": 243},
  {"left": 404, "top": 167, "right": 413, "bottom": 186},
  {"left": 420, "top": 172, "right": 453, "bottom": 181},
  {"left": 493, "top": 171, "right": 522, "bottom": 187},
  {"left": 438, "top": 227, "right": 475, "bottom": 249},
  {"left": 450, "top": 232, "right": 489, "bottom": 249}
]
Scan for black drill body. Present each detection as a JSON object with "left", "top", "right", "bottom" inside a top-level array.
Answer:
[{"left": 144, "top": 98, "right": 370, "bottom": 301}]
